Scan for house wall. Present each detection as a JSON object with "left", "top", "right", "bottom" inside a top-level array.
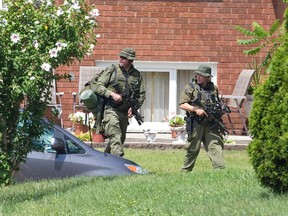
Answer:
[{"left": 55, "top": 0, "right": 286, "bottom": 129}]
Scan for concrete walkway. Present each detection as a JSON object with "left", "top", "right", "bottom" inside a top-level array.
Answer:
[
  {"left": 90, "top": 132, "right": 252, "bottom": 150},
  {"left": 126, "top": 132, "right": 251, "bottom": 144},
  {"left": 122, "top": 121, "right": 252, "bottom": 149}
]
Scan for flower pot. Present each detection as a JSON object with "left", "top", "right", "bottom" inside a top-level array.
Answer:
[
  {"left": 74, "top": 123, "right": 89, "bottom": 135},
  {"left": 170, "top": 126, "right": 186, "bottom": 144},
  {"left": 171, "top": 130, "right": 177, "bottom": 138},
  {"left": 170, "top": 125, "right": 184, "bottom": 138},
  {"left": 92, "top": 131, "right": 105, "bottom": 143}
]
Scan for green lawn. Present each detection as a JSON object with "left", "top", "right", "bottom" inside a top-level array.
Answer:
[{"left": 1, "top": 149, "right": 288, "bottom": 216}]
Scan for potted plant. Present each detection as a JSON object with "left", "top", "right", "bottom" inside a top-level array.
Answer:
[
  {"left": 169, "top": 115, "right": 185, "bottom": 127},
  {"left": 169, "top": 115, "right": 186, "bottom": 138},
  {"left": 68, "top": 111, "right": 94, "bottom": 134},
  {"left": 90, "top": 128, "right": 106, "bottom": 143}
]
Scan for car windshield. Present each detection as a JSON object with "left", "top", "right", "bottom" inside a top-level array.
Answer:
[
  {"left": 31, "top": 122, "right": 86, "bottom": 154},
  {"left": 31, "top": 124, "right": 55, "bottom": 152}
]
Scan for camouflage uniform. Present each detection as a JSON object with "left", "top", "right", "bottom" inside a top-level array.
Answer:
[
  {"left": 92, "top": 56, "right": 145, "bottom": 157},
  {"left": 180, "top": 67, "right": 225, "bottom": 171}
]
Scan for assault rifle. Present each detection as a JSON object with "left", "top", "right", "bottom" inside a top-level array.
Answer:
[
  {"left": 193, "top": 98, "right": 229, "bottom": 135},
  {"left": 112, "top": 83, "right": 144, "bottom": 125},
  {"left": 126, "top": 98, "right": 144, "bottom": 125}
]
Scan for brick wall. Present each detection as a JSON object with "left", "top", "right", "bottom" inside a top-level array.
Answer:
[{"left": 54, "top": 0, "right": 286, "bottom": 129}]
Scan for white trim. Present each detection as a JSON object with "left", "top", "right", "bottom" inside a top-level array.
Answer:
[
  {"left": 95, "top": 60, "right": 218, "bottom": 132},
  {"left": 95, "top": 60, "right": 218, "bottom": 82},
  {"left": 169, "top": 68, "right": 177, "bottom": 117}
]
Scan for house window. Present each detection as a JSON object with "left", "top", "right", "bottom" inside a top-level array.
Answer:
[
  {"left": 95, "top": 60, "right": 218, "bottom": 131},
  {"left": 141, "top": 71, "right": 170, "bottom": 122}
]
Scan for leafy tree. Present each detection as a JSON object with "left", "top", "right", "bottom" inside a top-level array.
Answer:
[{"left": 0, "top": 0, "right": 99, "bottom": 185}]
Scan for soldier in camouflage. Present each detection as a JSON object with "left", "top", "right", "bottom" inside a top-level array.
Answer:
[
  {"left": 92, "top": 48, "right": 145, "bottom": 157},
  {"left": 179, "top": 65, "right": 225, "bottom": 172}
]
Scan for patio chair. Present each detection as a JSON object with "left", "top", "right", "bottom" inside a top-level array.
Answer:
[
  {"left": 72, "top": 66, "right": 105, "bottom": 112},
  {"left": 47, "top": 79, "right": 64, "bottom": 127},
  {"left": 221, "top": 69, "right": 255, "bottom": 135},
  {"left": 70, "top": 66, "right": 105, "bottom": 132}
]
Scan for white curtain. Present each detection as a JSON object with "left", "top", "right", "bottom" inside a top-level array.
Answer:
[
  {"left": 177, "top": 70, "right": 196, "bottom": 116},
  {"left": 139, "top": 70, "right": 195, "bottom": 122},
  {"left": 140, "top": 72, "right": 169, "bottom": 122}
]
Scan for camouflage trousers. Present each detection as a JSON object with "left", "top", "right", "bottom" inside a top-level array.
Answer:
[
  {"left": 102, "top": 107, "right": 129, "bottom": 157},
  {"left": 182, "top": 122, "right": 225, "bottom": 172}
]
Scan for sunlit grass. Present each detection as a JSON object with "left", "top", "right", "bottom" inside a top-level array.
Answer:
[{"left": 1, "top": 149, "right": 288, "bottom": 216}]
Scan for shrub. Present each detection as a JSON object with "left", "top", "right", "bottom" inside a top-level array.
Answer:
[
  {"left": 0, "top": 0, "right": 99, "bottom": 185},
  {"left": 248, "top": 35, "right": 288, "bottom": 193}
]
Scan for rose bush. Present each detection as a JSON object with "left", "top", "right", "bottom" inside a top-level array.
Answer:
[{"left": 0, "top": 0, "right": 99, "bottom": 185}]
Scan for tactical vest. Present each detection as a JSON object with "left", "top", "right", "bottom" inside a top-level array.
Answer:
[
  {"left": 111, "top": 65, "right": 141, "bottom": 95},
  {"left": 106, "top": 64, "right": 142, "bottom": 110},
  {"left": 189, "top": 80, "right": 218, "bottom": 102},
  {"left": 188, "top": 80, "right": 222, "bottom": 120}
]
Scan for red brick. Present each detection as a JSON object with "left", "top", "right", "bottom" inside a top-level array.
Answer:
[{"left": 53, "top": 0, "right": 286, "bottom": 127}]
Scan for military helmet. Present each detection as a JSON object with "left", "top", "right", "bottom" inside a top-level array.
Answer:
[
  {"left": 195, "top": 65, "right": 213, "bottom": 77},
  {"left": 119, "top": 47, "right": 137, "bottom": 60}
]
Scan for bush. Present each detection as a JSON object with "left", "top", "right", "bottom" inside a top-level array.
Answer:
[
  {"left": 248, "top": 35, "right": 288, "bottom": 193},
  {"left": 0, "top": 0, "right": 99, "bottom": 185}
]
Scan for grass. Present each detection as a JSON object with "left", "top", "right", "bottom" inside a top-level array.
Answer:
[{"left": 1, "top": 148, "right": 288, "bottom": 216}]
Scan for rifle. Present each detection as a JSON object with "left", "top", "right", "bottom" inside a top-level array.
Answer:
[
  {"left": 125, "top": 98, "right": 144, "bottom": 125},
  {"left": 193, "top": 98, "right": 229, "bottom": 135},
  {"left": 111, "top": 83, "right": 144, "bottom": 125}
]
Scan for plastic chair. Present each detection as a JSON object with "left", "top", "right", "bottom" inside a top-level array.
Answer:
[
  {"left": 221, "top": 69, "right": 255, "bottom": 135},
  {"left": 47, "top": 79, "right": 64, "bottom": 127},
  {"left": 72, "top": 66, "right": 105, "bottom": 112},
  {"left": 70, "top": 66, "right": 105, "bottom": 133}
]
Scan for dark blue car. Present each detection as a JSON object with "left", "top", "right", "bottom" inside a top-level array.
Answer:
[{"left": 14, "top": 119, "right": 148, "bottom": 181}]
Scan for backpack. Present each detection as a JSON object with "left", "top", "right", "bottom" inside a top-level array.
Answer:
[{"left": 79, "top": 65, "right": 117, "bottom": 122}]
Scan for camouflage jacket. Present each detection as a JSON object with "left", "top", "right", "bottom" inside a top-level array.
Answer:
[{"left": 90, "top": 64, "right": 145, "bottom": 110}]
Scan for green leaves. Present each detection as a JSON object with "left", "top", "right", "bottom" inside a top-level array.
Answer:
[
  {"left": 237, "top": 38, "right": 258, "bottom": 46},
  {"left": 243, "top": 1, "right": 288, "bottom": 193},
  {"left": 236, "top": 19, "right": 285, "bottom": 67},
  {"left": 243, "top": 46, "right": 262, "bottom": 55},
  {"left": 270, "top": 19, "right": 281, "bottom": 35},
  {"left": 0, "top": 152, "right": 11, "bottom": 186},
  {"left": 0, "top": 0, "right": 99, "bottom": 185},
  {"left": 252, "top": 21, "right": 269, "bottom": 38},
  {"left": 248, "top": 38, "right": 288, "bottom": 193},
  {"left": 235, "top": 25, "right": 256, "bottom": 36}
]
